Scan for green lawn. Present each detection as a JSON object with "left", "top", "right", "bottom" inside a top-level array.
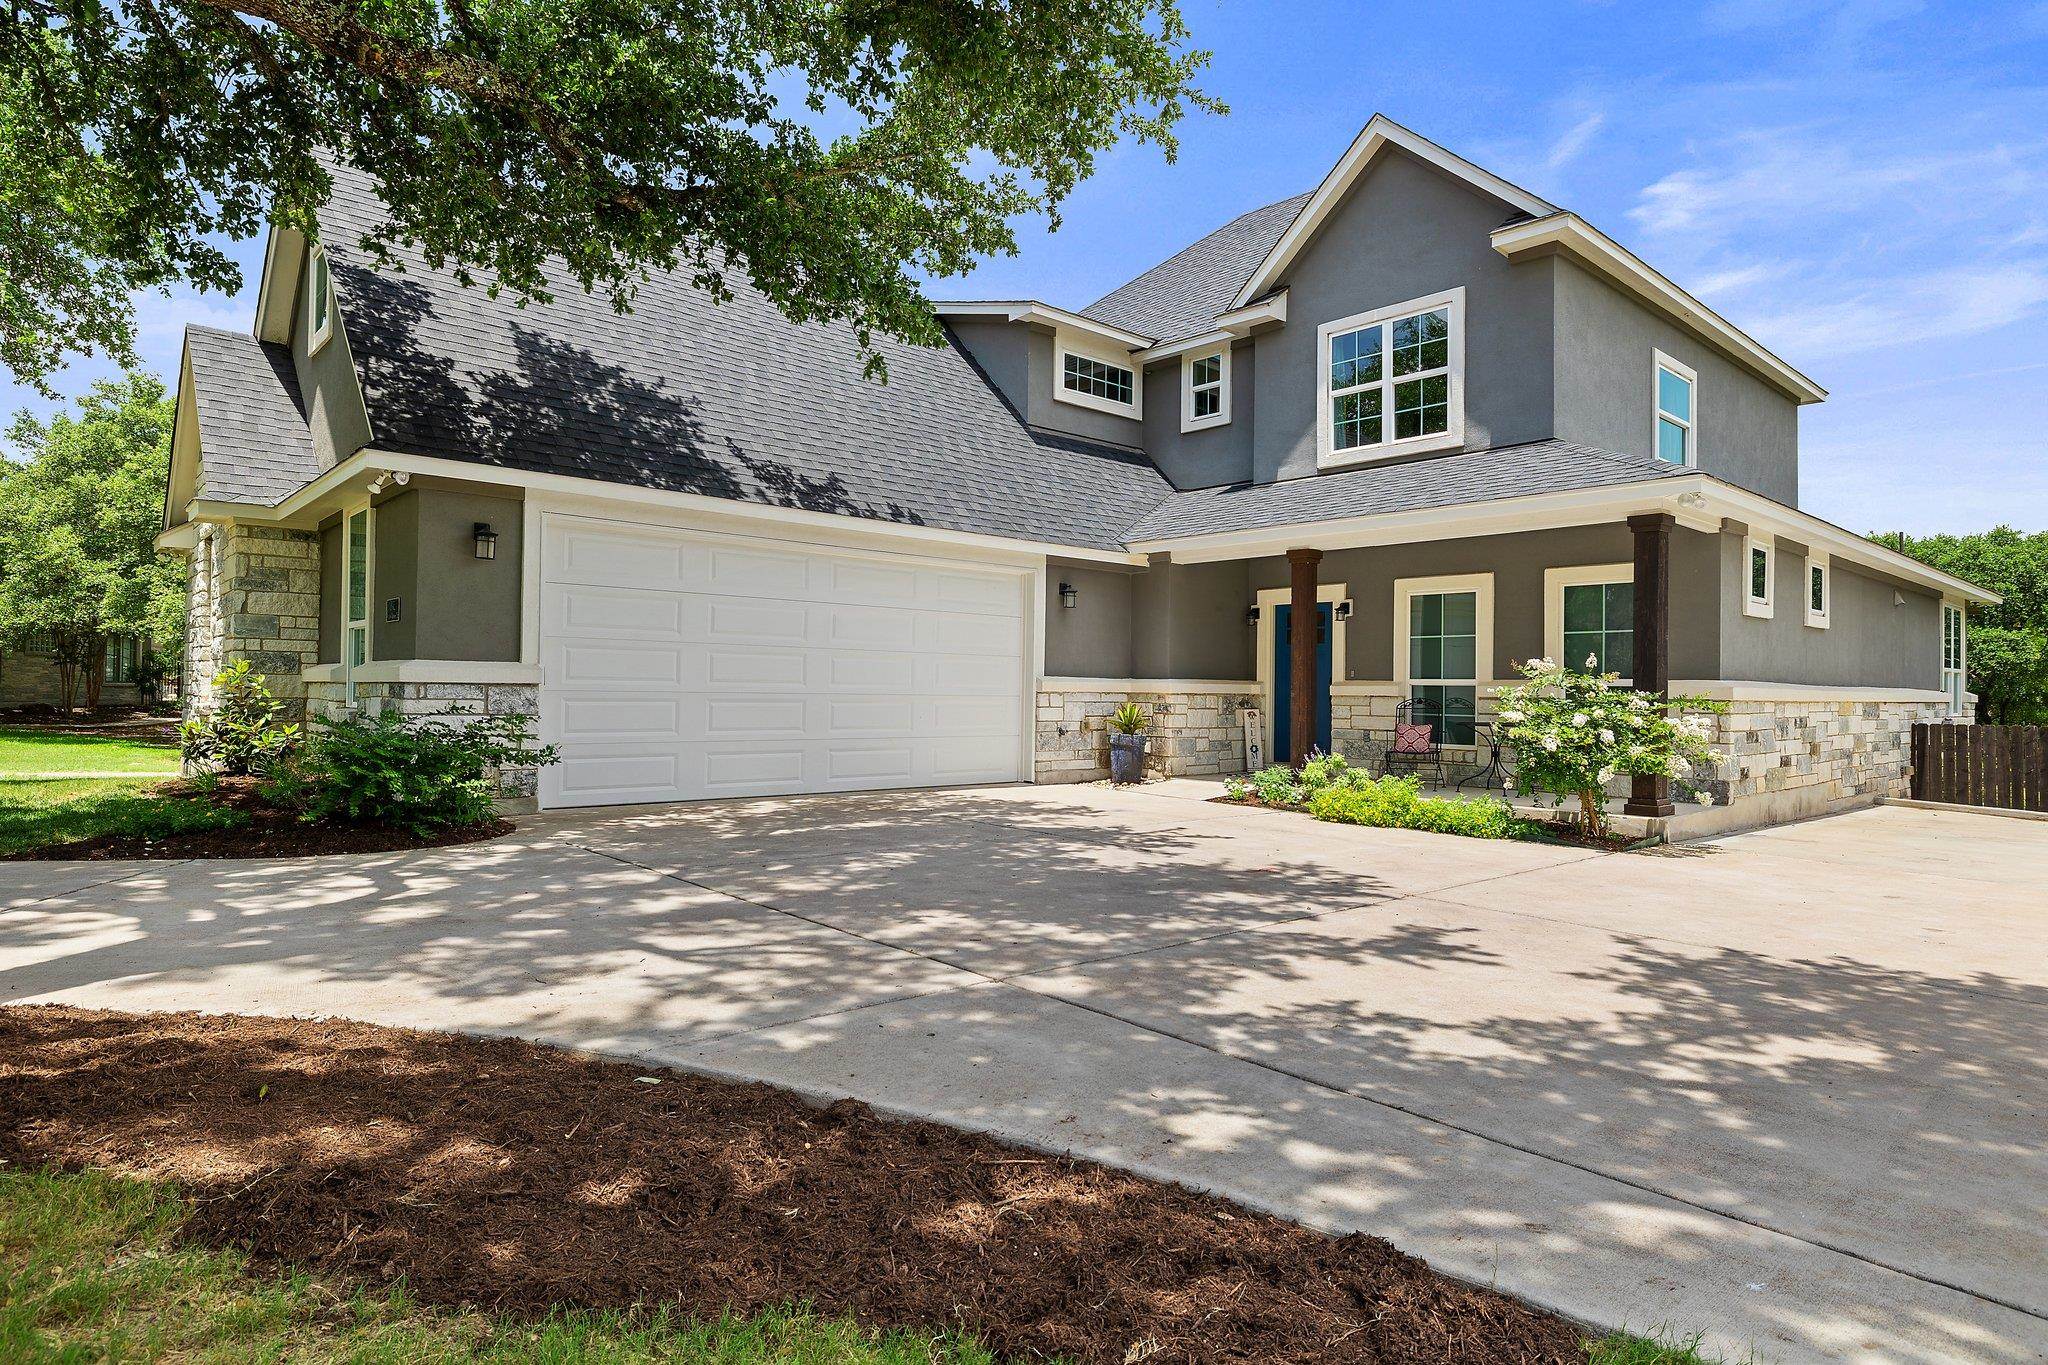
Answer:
[
  {"left": 0, "top": 777, "right": 244, "bottom": 856},
  {"left": 0, "top": 1168, "right": 1007, "bottom": 1364},
  {"left": 0, "top": 726, "right": 181, "bottom": 776}
]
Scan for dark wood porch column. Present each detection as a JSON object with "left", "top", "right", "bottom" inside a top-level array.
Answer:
[
  {"left": 1286, "top": 547, "right": 1323, "bottom": 768},
  {"left": 1625, "top": 512, "right": 1675, "bottom": 817}
]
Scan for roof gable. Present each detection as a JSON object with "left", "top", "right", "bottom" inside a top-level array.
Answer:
[
  {"left": 1230, "top": 114, "right": 1555, "bottom": 310},
  {"left": 1080, "top": 192, "right": 1311, "bottom": 346}
]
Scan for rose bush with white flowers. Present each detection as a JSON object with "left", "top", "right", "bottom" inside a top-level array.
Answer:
[{"left": 1494, "top": 657, "right": 1724, "bottom": 836}]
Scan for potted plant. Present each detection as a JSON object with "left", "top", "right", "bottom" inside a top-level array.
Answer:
[{"left": 1107, "top": 702, "right": 1149, "bottom": 784}]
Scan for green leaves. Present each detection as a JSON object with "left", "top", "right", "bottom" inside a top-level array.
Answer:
[
  {"left": 1, "top": 0, "right": 1217, "bottom": 386},
  {"left": 1880, "top": 527, "right": 2048, "bottom": 723},
  {"left": 279, "top": 705, "right": 558, "bottom": 834},
  {"left": 179, "top": 660, "right": 302, "bottom": 775}
]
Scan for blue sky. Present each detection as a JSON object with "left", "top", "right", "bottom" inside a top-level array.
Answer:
[{"left": 8, "top": 0, "right": 2045, "bottom": 534}]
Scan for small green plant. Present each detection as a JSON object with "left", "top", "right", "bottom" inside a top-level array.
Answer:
[
  {"left": 1249, "top": 763, "right": 1304, "bottom": 806},
  {"left": 1108, "top": 701, "right": 1148, "bottom": 735},
  {"left": 178, "top": 660, "right": 300, "bottom": 776},
  {"left": 1307, "top": 775, "right": 1529, "bottom": 840},
  {"left": 270, "top": 706, "right": 558, "bottom": 835},
  {"left": 1494, "top": 657, "right": 1725, "bottom": 837}
]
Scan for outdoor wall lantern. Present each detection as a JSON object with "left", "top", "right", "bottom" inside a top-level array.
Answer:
[
  {"left": 1335, "top": 599, "right": 1354, "bottom": 621},
  {"left": 1058, "top": 582, "right": 1078, "bottom": 608},
  {"left": 473, "top": 523, "right": 499, "bottom": 560},
  {"left": 1244, "top": 606, "right": 1260, "bottom": 626}
]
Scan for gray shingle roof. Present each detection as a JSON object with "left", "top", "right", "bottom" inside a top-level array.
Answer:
[
  {"left": 184, "top": 326, "right": 320, "bottom": 506},
  {"left": 1123, "top": 440, "right": 1689, "bottom": 543},
  {"left": 314, "top": 170, "right": 1171, "bottom": 553},
  {"left": 1080, "top": 193, "right": 1311, "bottom": 345}
]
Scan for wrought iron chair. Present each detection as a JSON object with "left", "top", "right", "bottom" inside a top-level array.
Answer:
[{"left": 1383, "top": 698, "right": 1446, "bottom": 786}]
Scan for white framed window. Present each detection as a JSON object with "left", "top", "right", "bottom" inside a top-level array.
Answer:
[
  {"left": 342, "top": 502, "right": 374, "bottom": 700},
  {"left": 1181, "top": 348, "right": 1230, "bottom": 432},
  {"left": 1942, "top": 602, "right": 1967, "bottom": 717},
  {"left": 1053, "top": 331, "right": 1139, "bottom": 418},
  {"left": 1543, "top": 564, "right": 1634, "bottom": 682},
  {"left": 1805, "top": 554, "right": 1830, "bottom": 629},
  {"left": 1654, "top": 349, "right": 1696, "bottom": 466},
  {"left": 1743, "top": 532, "right": 1774, "bottom": 619},
  {"left": 1317, "top": 287, "right": 1465, "bottom": 467},
  {"left": 1394, "top": 572, "right": 1493, "bottom": 748},
  {"left": 310, "top": 246, "right": 335, "bottom": 354}
]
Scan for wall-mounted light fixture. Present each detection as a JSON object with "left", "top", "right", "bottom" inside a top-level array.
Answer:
[
  {"left": 1244, "top": 606, "right": 1260, "bottom": 627},
  {"left": 473, "top": 523, "right": 499, "bottom": 560},
  {"left": 1335, "top": 599, "right": 1354, "bottom": 621},
  {"left": 1057, "top": 581, "right": 1078, "bottom": 608}
]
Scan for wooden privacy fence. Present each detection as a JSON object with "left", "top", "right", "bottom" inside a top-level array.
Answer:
[{"left": 1912, "top": 724, "right": 2048, "bottom": 812}]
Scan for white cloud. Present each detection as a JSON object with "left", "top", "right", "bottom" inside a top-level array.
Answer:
[
  {"left": 1545, "top": 111, "right": 1606, "bottom": 173},
  {"left": 1743, "top": 262, "right": 2048, "bottom": 359}
]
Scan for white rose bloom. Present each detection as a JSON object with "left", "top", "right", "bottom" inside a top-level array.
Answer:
[
  {"left": 1542, "top": 735, "right": 1559, "bottom": 751},
  {"left": 1571, "top": 712, "right": 1588, "bottom": 727},
  {"left": 1500, "top": 709, "right": 1523, "bottom": 723},
  {"left": 1596, "top": 767, "right": 1614, "bottom": 783},
  {"left": 1696, "top": 791, "right": 1716, "bottom": 806},
  {"left": 1598, "top": 728, "right": 1614, "bottom": 744}
]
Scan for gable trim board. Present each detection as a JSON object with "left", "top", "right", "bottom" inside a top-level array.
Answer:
[{"left": 933, "top": 300, "right": 1152, "bottom": 350}]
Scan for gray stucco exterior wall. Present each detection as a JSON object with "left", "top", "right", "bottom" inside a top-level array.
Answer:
[
  {"left": 1716, "top": 532, "right": 1942, "bottom": 688},
  {"left": 1253, "top": 148, "right": 1558, "bottom": 484},
  {"left": 1551, "top": 258, "right": 1800, "bottom": 505},
  {"left": 1043, "top": 562, "right": 1137, "bottom": 677},
  {"left": 395, "top": 487, "right": 524, "bottom": 662},
  {"left": 1132, "top": 558, "right": 1253, "bottom": 679},
  {"left": 291, "top": 248, "right": 375, "bottom": 473},
  {"left": 1141, "top": 340, "right": 1256, "bottom": 490}
]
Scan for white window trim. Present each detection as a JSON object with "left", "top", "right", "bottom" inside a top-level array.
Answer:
[
  {"left": 1180, "top": 346, "right": 1231, "bottom": 432},
  {"left": 1253, "top": 581, "right": 1350, "bottom": 758},
  {"left": 1052, "top": 328, "right": 1140, "bottom": 419},
  {"left": 1941, "top": 600, "right": 1967, "bottom": 718},
  {"left": 1653, "top": 348, "right": 1697, "bottom": 467},
  {"left": 1317, "top": 286, "right": 1466, "bottom": 470},
  {"left": 1804, "top": 553, "right": 1831, "bottom": 629},
  {"left": 1394, "top": 572, "right": 1493, "bottom": 750},
  {"left": 1743, "top": 532, "right": 1775, "bottom": 619},
  {"left": 1543, "top": 563, "right": 1635, "bottom": 685},
  {"left": 341, "top": 500, "right": 375, "bottom": 702},
  {"left": 309, "top": 245, "right": 335, "bottom": 355}
]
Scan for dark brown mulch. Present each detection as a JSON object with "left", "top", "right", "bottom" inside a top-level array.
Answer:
[
  {"left": 4, "top": 777, "right": 513, "bottom": 861},
  {"left": 0, "top": 1007, "right": 1587, "bottom": 1364}
]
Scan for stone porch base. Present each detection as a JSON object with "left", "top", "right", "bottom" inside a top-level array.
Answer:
[{"left": 1034, "top": 678, "right": 1260, "bottom": 783}]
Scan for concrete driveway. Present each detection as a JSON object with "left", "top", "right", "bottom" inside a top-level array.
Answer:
[{"left": 3, "top": 784, "right": 2043, "bottom": 1364}]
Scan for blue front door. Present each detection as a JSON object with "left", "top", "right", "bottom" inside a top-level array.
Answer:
[{"left": 1272, "top": 602, "right": 1333, "bottom": 763}]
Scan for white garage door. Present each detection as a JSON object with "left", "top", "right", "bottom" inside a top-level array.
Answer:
[{"left": 538, "top": 515, "right": 1030, "bottom": 808}]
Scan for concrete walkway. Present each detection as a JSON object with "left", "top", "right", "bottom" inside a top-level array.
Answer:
[{"left": 3, "top": 786, "right": 2043, "bottom": 1364}]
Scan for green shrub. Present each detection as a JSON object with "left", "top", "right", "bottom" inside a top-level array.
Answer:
[
  {"left": 1247, "top": 763, "right": 1304, "bottom": 806},
  {"left": 1306, "top": 774, "right": 1528, "bottom": 840},
  {"left": 178, "top": 660, "right": 299, "bottom": 776},
  {"left": 270, "top": 706, "right": 558, "bottom": 835}
]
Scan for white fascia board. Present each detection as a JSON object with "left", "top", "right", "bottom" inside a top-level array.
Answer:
[
  {"left": 1135, "top": 474, "right": 1714, "bottom": 563},
  {"left": 191, "top": 448, "right": 1148, "bottom": 567},
  {"left": 933, "top": 301, "right": 1150, "bottom": 351},
  {"left": 1492, "top": 214, "right": 1828, "bottom": 405},
  {"left": 154, "top": 522, "right": 200, "bottom": 552},
  {"left": 252, "top": 225, "right": 306, "bottom": 347},
  {"left": 1231, "top": 114, "right": 1555, "bottom": 309},
  {"left": 1698, "top": 478, "right": 2000, "bottom": 604},
  {"left": 1135, "top": 292, "right": 1289, "bottom": 363}
]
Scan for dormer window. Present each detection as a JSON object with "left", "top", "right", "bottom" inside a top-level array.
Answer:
[
  {"left": 310, "top": 246, "right": 335, "bottom": 354},
  {"left": 1054, "top": 332, "right": 1140, "bottom": 418},
  {"left": 1317, "top": 287, "right": 1464, "bottom": 467},
  {"left": 1182, "top": 348, "right": 1230, "bottom": 432},
  {"left": 1654, "top": 350, "right": 1695, "bottom": 465}
]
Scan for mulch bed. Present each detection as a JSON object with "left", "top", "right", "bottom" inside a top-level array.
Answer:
[
  {"left": 0, "top": 1007, "right": 1587, "bottom": 1364},
  {"left": 3, "top": 777, "right": 513, "bottom": 861},
  {"left": 1209, "top": 794, "right": 1648, "bottom": 852}
]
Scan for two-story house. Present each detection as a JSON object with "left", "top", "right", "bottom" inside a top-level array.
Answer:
[{"left": 161, "top": 115, "right": 1993, "bottom": 833}]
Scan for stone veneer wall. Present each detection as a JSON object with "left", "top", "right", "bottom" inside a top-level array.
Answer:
[
  {"left": 304, "top": 679, "right": 543, "bottom": 805},
  {"left": 1336, "top": 682, "right": 1948, "bottom": 826},
  {"left": 1035, "top": 681, "right": 1260, "bottom": 783},
  {"left": 0, "top": 650, "right": 142, "bottom": 708},
  {"left": 183, "top": 522, "right": 323, "bottom": 719},
  {"left": 1695, "top": 698, "right": 1950, "bottom": 809}
]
